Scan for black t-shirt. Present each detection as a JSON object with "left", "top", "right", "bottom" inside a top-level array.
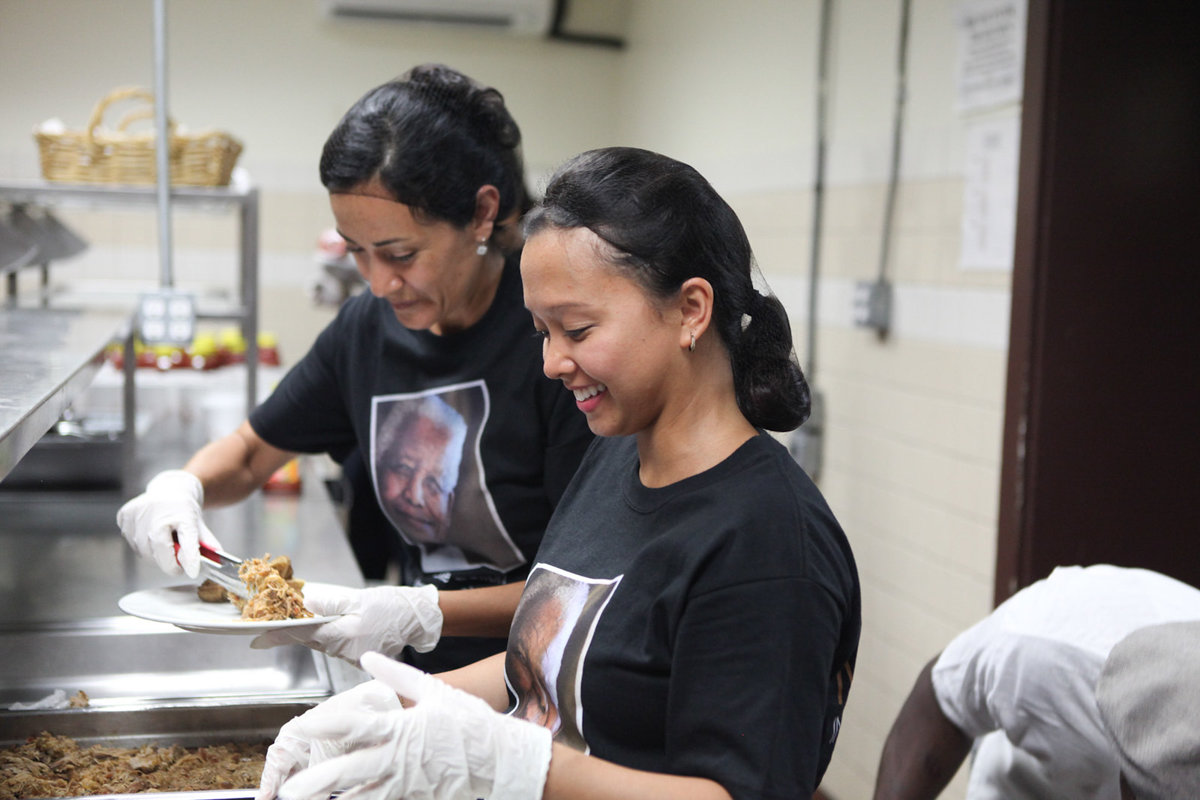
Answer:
[
  {"left": 504, "top": 433, "right": 860, "bottom": 799},
  {"left": 250, "top": 255, "right": 594, "bottom": 669}
]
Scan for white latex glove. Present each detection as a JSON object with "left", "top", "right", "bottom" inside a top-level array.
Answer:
[
  {"left": 115, "top": 470, "right": 222, "bottom": 578},
  {"left": 250, "top": 584, "right": 443, "bottom": 664},
  {"left": 273, "top": 651, "right": 552, "bottom": 800},
  {"left": 256, "top": 678, "right": 404, "bottom": 800}
]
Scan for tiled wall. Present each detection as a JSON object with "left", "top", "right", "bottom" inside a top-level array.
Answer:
[{"left": 732, "top": 174, "right": 1009, "bottom": 799}]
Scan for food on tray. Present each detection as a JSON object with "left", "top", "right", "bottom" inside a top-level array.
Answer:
[
  {"left": 195, "top": 554, "right": 312, "bottom": 621},
  {"left": 0, "top": 732, "right": 268, "bottom": 800},
  {"left": 5, "top": 690, "right": 88, "bottom": 712}
]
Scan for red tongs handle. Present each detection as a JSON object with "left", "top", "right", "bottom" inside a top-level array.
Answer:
[
  {"left": 170, "top": 534, "right": 223, "bottom": 565},
  {"left": 172, "top": 535, "right": 248, "bottom": 597}
]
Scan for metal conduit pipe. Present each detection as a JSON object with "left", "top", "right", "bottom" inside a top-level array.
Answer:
[{"left": 790, "top": 0, "right": 833, "bottom": 482}]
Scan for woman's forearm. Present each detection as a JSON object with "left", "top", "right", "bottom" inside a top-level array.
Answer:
[
  {"left": 183, "top": 420, "right": 294, "bottom": 507},
  {"left": 432, "top": 652, "right": 510, "bottom": 710},
  {"left": 543, "top": 746, "right": 733, "bottom": 800},
  {"left": 423, "top": 653, "right": 735, "bottom": 800},
  {"left": 437, "top": 580, "right": 525, "bottom": 638}
]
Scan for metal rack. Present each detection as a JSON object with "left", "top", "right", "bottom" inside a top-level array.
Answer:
[{"left": 0, "top": 179, "right": 261, "bottom": 485}]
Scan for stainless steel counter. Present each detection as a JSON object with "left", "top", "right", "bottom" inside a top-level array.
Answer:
[{"left": 0, "top": 306, "right": 131, "bottom": 482}]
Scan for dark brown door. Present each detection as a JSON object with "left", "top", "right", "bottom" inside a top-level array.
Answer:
[{"left": 996, "top": 0, "right": 1200, "bottom": 603}]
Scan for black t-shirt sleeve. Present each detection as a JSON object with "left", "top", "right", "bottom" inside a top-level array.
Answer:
[
  {"left": 667, "top": 576, "right": 846, "bottom": 799},
  {"left": 249, "top": 303, "right": 359, "bottom": 461}
]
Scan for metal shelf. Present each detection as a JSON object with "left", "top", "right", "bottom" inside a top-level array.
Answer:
[
  {"left": 0, "top": 179, "right": 261, "bottom": 485},
  {"left": 0, "top": 179, "right": 260, "bottom": 415},
  {"left": 0, "top": 179, "right": 257, "bottom": 210}
]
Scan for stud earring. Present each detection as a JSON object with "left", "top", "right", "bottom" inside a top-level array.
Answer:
[
  {"left": 688, "top": 332, "right": 696, "bottom": 352},
  {"left": 476, "top": 240, "right": 488, "bottom": 256}
]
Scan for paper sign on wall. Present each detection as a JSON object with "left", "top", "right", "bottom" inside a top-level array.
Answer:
[
  {"left": 955, "top": 0, "right": 1027, "bottom": 111},
  {"left": 960, "top": 114, "right": 1020, "bottom": 271}
]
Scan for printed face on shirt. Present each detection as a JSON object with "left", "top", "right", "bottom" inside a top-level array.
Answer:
[
  {"left": 378, "top": 412, "right": 458, "bottom": 545},
  {"left": 371, "top": 385, "right": 525, "bottom": 574},
  {"left": 505, "top": 565, "right": 620, "bottom": 753},
  {"left": 508, "top": 589, "right": 565, "bottom": 732},
  {"left": 330, "top": 183, "right": 497, "bottom": 336},
  {"left": 521, "top": 226, "right": 685, "bottom": 438}
]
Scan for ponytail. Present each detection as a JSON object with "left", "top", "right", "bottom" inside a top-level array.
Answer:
[{"left": 731, "top": 291, "right": 810, "bottom": 431}]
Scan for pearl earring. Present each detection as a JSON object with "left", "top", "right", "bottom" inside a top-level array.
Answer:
[{"left": 476, "top": 240, "right": 488, "bottom": 256}]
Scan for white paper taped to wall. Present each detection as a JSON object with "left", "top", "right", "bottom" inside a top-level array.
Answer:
[
  {"left": 955, "top": 0, "right": 1027, "bottom": 112},
  {"left": 960, "top": 113, "right": 1020, "bottom": 271}
]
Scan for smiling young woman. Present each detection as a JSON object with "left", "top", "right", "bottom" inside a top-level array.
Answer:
[{"left": 254, "top": 148, "right": 860, "bottom": 800}]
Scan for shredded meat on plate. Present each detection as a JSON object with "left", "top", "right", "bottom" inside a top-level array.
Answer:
[
  {"left": 235, "top": 556, "right": 312, "bottom": 621},
  {"left": 197, "top": 554, "right": 313, "bottom": 622}
]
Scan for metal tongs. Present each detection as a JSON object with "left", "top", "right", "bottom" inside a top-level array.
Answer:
[{"left": 174, "top": 538, "right": 250, "bottom": 599}]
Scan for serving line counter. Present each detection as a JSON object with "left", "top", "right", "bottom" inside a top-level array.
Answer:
[
  {"left": 0, "top": 380, "right": 367, "bottom": 750},
  {"left": 0, "top": 306, "right": 132, "bottom": 484}
]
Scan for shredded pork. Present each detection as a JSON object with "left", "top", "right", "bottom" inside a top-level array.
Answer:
[
  {"left": 0, "top": 732, "right": 267, "bottom": 799},
  {"left": 196, "top": 554, "right": 313, "bottom": 621},
  {"left": 234, "top": 556, "right": 312, "bottom": 621}
]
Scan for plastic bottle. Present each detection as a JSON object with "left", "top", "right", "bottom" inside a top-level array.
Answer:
[
  {"left": 189, "top": 332, "right": 219, "bottom": 371},
  {"left": 217, "top": 326, "right": 247, "bottom": 366},
  {"left": 135, "top": 340, "right": 157, "bottom": 369},
  {"left": 263, "top": 457, "right": 302, "bottom": 494},
  {"left": 257, "top": 331, "right": 281, "bottom": 366},
  {"left": 152, "top": 344, "right": 186, "bottom": 371}
]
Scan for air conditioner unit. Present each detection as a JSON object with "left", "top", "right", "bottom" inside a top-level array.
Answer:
[{"left": 324, "top": 0, "right": 555, "bottom": 36}]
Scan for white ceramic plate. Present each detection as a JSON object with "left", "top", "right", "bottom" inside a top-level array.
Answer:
[{"left": 118, "top": 583, "right": 340, "bottom": 634}]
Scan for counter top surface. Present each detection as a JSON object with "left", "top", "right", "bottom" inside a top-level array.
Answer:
[{"left": 0, "top": 306, "right": 132, "bottom": 483}]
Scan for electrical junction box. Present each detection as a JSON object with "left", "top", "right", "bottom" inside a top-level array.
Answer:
[
  {"left": 853, "top": 279, "right": 892, "bottom": 335},
  {"left": 137, "top": 289, "right": 196, "bottom": 346}
]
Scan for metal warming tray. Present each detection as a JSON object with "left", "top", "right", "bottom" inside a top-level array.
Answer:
[{"left": 0, "top": 616, "right": 334, "bottom": 748}]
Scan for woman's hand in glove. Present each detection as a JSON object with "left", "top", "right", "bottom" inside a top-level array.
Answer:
[
  {"left": 250, "top": 584, "right": 444, "bottom": 664},
  {"left": 273, "top": 651, "right": 552, "bottom": 800},
  {"left": 115, "top": 470, "right": 222, "bottom": 578},
  {"left": 255, "top": 678, "right": 403, "bottom": 800}
]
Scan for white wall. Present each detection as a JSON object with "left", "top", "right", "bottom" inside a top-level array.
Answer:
[
  {"left": 1, "top": 2, "right": 1016, "bottom": 797},
  {"left": 609, "top": 3, "right": 1012, "bottom": 797}
]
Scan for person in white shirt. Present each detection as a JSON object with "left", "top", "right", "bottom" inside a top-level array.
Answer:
[{"left": 873, "top": 564, "right": 1200, "bottom": 800}]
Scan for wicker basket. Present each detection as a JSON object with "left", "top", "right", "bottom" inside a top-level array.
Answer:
[{"left": 34, "top": 87, "right": 243, "bottom": 187}]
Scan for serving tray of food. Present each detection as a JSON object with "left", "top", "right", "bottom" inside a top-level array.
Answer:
[{"left": 0, "top": 723, "right": 281, "bottom": 800}]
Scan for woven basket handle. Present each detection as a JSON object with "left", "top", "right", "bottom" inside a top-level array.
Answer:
[
  {"left": 86, "top": 86, "right": 176, "bottom": 140},
  {"left": 116, "top": 107, "right": 177, "bottom": 133}
]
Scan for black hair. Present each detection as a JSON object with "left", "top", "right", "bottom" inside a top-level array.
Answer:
[
  {"left": 525, "top": 147, "right": 810, "bottom": 431},
  {"left": 319, "top": 63, "right": 529, "bottom": 246}
]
